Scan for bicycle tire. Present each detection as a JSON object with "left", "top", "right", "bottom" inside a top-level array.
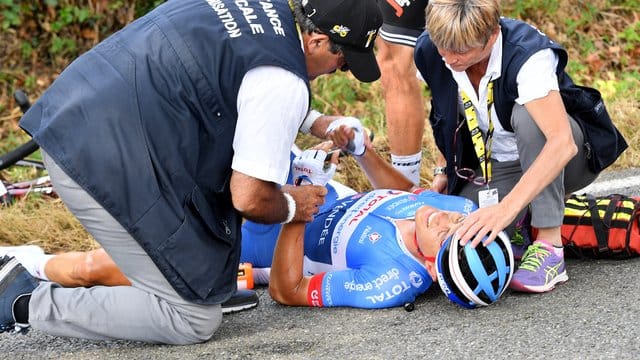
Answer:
[
  {"left": 0, "top": 90, "right": 41, "bottom": 171},
  {"left": 0, "top": 139, "right": 40, "bottom": 171}
]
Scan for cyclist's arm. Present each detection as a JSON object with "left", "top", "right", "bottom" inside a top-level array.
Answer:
[
  {"left": 269, "top": 222, "right": 311, "bottom": 306},
  {"left": 305, "top": 264, "right": 430, "bottom": 309},
  {"left": 270, "top": 222, "right": 430, "bottom": 308},
  {"left": 354, "top": 143, "right": 417, "bottom": 192}
]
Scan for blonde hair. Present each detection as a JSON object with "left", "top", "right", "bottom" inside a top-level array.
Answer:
[{"left": 425, "top": 0, "right": 500, "bottom": 53}]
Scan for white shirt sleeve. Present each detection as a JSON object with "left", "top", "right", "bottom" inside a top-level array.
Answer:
[
  {"left": 232, "top": 66, "right": 309, "bottom": 185},
  {"left": 515, "top": 48, "right": 560, "bottom": 104}
]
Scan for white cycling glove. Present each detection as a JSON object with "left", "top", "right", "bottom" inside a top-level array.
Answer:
[
  {"left": 325, "top": 117, "right": 366, "bottom": 156},
  {"left": 292, "top": 149, "right": 337, "bottom": 186}
]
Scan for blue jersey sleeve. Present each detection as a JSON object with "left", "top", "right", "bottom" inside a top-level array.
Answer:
[
  {"left": 415, "top": 190, "right": 478, "bottom": 214},
  {"left": 311, "top": 261, "right": 432, "bottom": 309}
]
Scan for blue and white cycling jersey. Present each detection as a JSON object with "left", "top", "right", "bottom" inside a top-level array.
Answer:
[
  {"left": 304, "top": 189, "right": 475, "bottom": 308},
  {"left": 240, "top": 147, "right": 477, "bottom": 308},
  {"left": 241, "top": 184, "right": 476, "bottom": 308},
  {"left": 240, "top": 177, "right": 355, "bottom": 267}
]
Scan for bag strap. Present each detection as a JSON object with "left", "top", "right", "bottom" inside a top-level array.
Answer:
[
  {"left": 600, "top": 194, "right": 639, "bottom": 257},
  {"left": 563, "top": 197, "right": 586, "bottom": 259},
  {"left": 601, "top": 194, "right": 622, "bottom": 228},
  {"left": 586, "top": 193, "right": 611, "bottom": 253},
  {"left": 624, "top": 197, "right": 640, "bottom": 255}
]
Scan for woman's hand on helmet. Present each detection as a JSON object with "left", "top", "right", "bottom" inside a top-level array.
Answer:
[{"left": 456, "top": 203, "right": 518, "bottom": 248}]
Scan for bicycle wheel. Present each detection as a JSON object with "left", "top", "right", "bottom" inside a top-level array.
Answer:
[
  {"left": 0, "top": 90, "right": 40, "bottom": 171},
  {"left": 0, "top": 139, "right": 40, "bottom": 170}
]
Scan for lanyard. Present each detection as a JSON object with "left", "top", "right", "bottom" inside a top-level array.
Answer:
[{"left": 460, "top": 81, "right": 494, "bottom": 183}]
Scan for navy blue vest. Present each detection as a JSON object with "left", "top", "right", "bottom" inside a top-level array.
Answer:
[
  {"left": 415, "top": 18, "right": 626, "bottom": 194},
  {"left": 20, "top": 0, "right": 309, "bottom": 304}
]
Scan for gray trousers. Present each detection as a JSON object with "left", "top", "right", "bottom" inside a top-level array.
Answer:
[
  {"left": 29, "top": 151, "right": 222, "bottom": 344},
  {"left": 457, "top": 104, "right": 598, "bottom": 234}
]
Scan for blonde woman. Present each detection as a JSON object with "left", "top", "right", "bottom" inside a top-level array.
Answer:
[{"left": 415, "top": 0, "right": 626, "bottom": 293}]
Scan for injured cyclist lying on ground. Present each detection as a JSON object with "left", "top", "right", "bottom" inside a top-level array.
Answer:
[{"left": 0, "top": 137, "right": 514, "bottom": 313}]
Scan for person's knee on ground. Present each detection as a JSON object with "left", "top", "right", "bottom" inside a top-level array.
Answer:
[{"left": 176, "top": 304, "right": 222, "bottom": 344}]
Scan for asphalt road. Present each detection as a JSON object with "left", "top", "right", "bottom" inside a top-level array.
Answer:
[{"left": 2, "top": 169, "right": 639, "bottom": 359}]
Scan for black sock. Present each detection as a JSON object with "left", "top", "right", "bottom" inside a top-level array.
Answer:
[{"left": 13, "top": 294, "right": 31, "bottom": 323}]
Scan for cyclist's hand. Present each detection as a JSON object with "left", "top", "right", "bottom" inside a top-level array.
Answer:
[
  {"left": 325, "top": 117, "right": 366, "bottom": 156},
  {"left": 430, "top": 174, "right": 448, "bottom": 194},
  {"left": 292, "top": 148, "right": 337, "bottom": 186}
]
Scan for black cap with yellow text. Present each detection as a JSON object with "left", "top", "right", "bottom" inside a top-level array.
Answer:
[{"left": 303, "top": 0, "right": 383, "bottom": 82}]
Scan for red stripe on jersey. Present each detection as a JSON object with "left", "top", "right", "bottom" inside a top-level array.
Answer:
[{"left": 307, "top": 273, "right": 325, "bottom": 307}]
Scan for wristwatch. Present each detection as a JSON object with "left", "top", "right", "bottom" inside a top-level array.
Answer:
[{"left": 433, "top": 166, "right": 447, "bottom": 176}]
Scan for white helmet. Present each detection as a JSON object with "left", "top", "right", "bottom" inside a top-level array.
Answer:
[{"left": 435, "top": 231, "right": 514, "bottom": 309}]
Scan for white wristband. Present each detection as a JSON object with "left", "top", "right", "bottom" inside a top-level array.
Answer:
[
  {"left": 299, "top": 109, "right": 323, "bottom": 134},
  {"left": 282, "top": 192, "right": 296, "bottom": 224}
]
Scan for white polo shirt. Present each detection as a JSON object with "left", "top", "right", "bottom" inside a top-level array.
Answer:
[{"left": 232, "top": 65, "right": 309, "bottom": 185}]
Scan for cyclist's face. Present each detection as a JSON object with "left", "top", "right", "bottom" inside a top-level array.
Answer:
[{"left": 414, "top": 205, "right": 465, "bottom": 259}]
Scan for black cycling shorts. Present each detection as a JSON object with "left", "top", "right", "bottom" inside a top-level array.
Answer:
[{"left": 377, "top": 0, "right": 429, "bottom": 47}]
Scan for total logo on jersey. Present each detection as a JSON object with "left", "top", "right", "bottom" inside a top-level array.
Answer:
[
  {"left": 408, "top": 271, "right": 424, "bottom": 288},
  {"left": 347, "top": 190, "right": 404, "bottom": 226},
  {"left": 365, "top": 281, "right": 413, "bottom": 305}
]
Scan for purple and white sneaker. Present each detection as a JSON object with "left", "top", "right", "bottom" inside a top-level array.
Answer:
[{"left": 510, "top": 240, "right": 568, "bottom": 293}]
